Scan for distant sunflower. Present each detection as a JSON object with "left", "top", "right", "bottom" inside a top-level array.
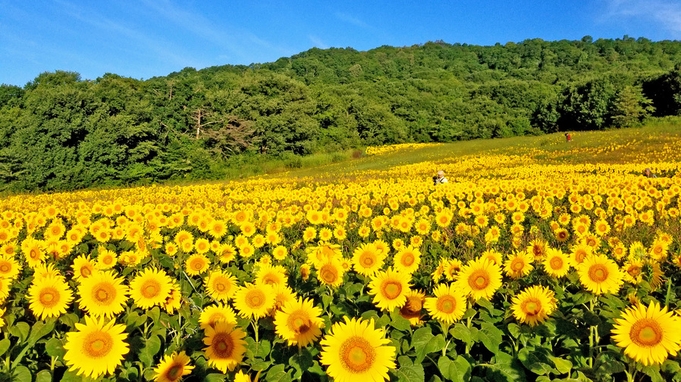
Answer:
[
  {"left": 424, "top": 283, "right": 466, "bottom": 324},
  {"left": 393, "top": 246, "right": 421, "bottom": 275},
  {"left": 317, "top": 259, "right": 345, "bottom": 288},
  {"left": 199, "top": 303, "right": 238, "bottom": 329},
  {"left": 0, "top": 255, "right": 21, "bottom": 280},
  {"left": 129, "top": 268, "right": 173, "bottom": 309},
  {"left": 233, "top": 283, "right": 275, "bottom": 319},
  {"left": 352, "top": 243, "right": 385, "bottom": 277},
  {"left": 455, "top": 258, "right": 502, "bottom": 301},
  {"left": 203, "top": 322, "right": 247, "bottom": 373},
  {"left": 611, "top": 301, "right": 681, "bottom": 366},
  {"left": 63, "top": 316, "right": 129, "bottom": 379},
  {"left": 28, "top": 275, "right": 74, "bottom": 320},
  {"left": 254, "top": 264, "right": 288, "bottom": 287},
  {"left": 542, "top": 248, "right": 571, "bottom": 278},
  {"left": 77, "top": 270, "right": 129, "bottom": 319},
  {"left": 71, "top": 254, "right": 96, "bottom": 280},
  {"left": 622, "top": 259, "right": 644, "bottom": 285},
  {"left": 272, "top": 283, "right": 296, "bottom": 311},
  {"left": 153, "top": 351, "right": 194, "bottom": 382},
  {"left": 185, "top": 254, "right": 210, "bottom": 276},
  {"left": 163, "top": 282, "right": 182, "bottom": 315},
  {"left": 578, "top": 255, "right": 623, "bottom": 295},
  {"left": 503, "top": 251, "right": 534, "bottom": 279},
  {"left": 399, "top": 289, "right": 426, "bottom": 326},
  {"left": 205, "top": 270, "right": 238, "bottom": 302},
  {"left": 368, "top": 268, "right": 411, "bottom": 311},
  {"left": 320, "top": 317, "right": 396, "bottom": 382},
  {"left": 511, "top": 285, "right": 557, "bottom": 327},
  {"left": 274, "top": 297, "right": 325, "bottom": 348}
]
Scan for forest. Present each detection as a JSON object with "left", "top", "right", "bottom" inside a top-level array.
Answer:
[{"left": 1, "top": 36, "right": 681, "bottom": 192}]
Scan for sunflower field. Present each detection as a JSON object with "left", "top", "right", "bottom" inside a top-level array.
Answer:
[{"left": 1, "top": 134, "right": 681, "bottom": 382}]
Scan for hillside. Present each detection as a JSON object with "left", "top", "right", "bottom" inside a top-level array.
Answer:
[{"left": 1, "top": 37, "right": 681, "bottom": 192}]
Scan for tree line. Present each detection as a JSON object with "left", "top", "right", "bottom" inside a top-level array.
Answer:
[{"left": 1, "top": 36, "right": 681, "bottom": 191}]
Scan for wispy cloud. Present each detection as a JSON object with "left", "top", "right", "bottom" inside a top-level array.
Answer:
[
  {"left": 603, "top": 0, "right": 681, "bottom": 34},
  {"left": 335, "top": 12, "right": 370, "bottom": 29},
  {"left": 308, "top": 35, "right": 328, "bottom": 49}
]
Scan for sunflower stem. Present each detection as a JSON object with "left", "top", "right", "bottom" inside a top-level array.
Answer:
[{"left": 252, "top": 319, "right": 260, "bottom": 343}]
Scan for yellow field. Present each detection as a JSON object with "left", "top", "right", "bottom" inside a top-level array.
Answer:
[{"left": 1, "top": 128, "right": 681, "bottom": 381}]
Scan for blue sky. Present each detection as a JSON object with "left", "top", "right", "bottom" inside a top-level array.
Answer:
[{"left": 2, "top": 0, "right": 681, "bottom": 87}]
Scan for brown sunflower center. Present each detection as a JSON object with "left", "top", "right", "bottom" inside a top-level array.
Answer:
[
  {"left": 511, "top": 259, "right": 525, "bottom": 271},
  {"left": 191, "top": 259, "right": 205, "bottom": 271},
  {"left": 469, "top": 270, "right": 490, "bottom": 290},
  {"left": 360, "top": 253, "right": 376, "bottom": 268},
  {"left": 141, "top": 280, "right": 161, "bottom": 299},
  {"left": 0, "top": 263, "right": 10, "bottom": 273},
  {"left": 166, "top": 364, "right": 184, "bottom": 380},
  {"left": 627, "top": 266, "right": 641, "bottom": 277},
  {"left": 630, "top": 318, "right": 663, "bottom": 347},
  {"left": 80, "top": 266, "right": 92, "bottom": 277},
  {"left": 319, "top": 264, "right": 339, "bottom": 284},
  {"left": 381, "top": 280, "right": 402, "bottom": 300},
  {"left": 39, "top": 287, "right": 59, "bottom": 308},
  {"left": 437, "top": 295, "right": 457, "bottom": 314},
  {"left": 588, "top": 264, "right": 609, "bottom": 283},
  {"left": 521, "top": 297, "right": 541, "bottom": 316},
  {"left": 245, "top": 289, "right": 266, "bottom": 309},
  {"left": 550, "top": 256, "right": 564, "bottom": 270},
  {"left": 212, "top": 333, "right": 235, "bottom": 358},
  {"left": 340, "top": 336, "right": 376, "bottom": 373},
  {"left": 83, "top": 332, "right": 113, "bottom": 358},
  {"left": 400, "top": 253, "right": 415, "bottom": 267},
  {"left": 288, "top": 312, "right": 312, "bottom": 334},
  {"left": 94, "top": 283, "right": 115, "bottom": 303}
]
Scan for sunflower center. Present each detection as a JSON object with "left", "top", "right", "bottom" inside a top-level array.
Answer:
[
  {"left": 320, "top": 265, "right": 339, "bottom": 284},
  {"left": 80, "top": 267, "right": 92, "bottom": 277},
  {"left": 630, "top": 319, "right": 663, "bottom": 347},
  {"left": 29, "top": 249, "right": 40, "bottom": 260},
  {"left": 521, "top": 298, "right": 541, "bottom": 316},
  {"left": 246, "top": 290, "right": 266, "bottom": 309},
  {"left": 94, "top": 284, "right": 115, "bottom": 303},
  {"left": 469, "top": 270, "right": 490, "bottom": 290},
  {"left": 262, "top": 274, "right": 279, "bottom": 285},
  {"left": 511, "top": 259, "right": 525, "bottom": 271},
  {"left": 215, "top": 280, "right": 227, "bottom": 292},
  {"left": 575, "top": 251, "right": 587, "bottom": 263},
  {"left": 437, "top": 295, "right": 457, "bottom": 314},
  {"left": 628, "top": 266, "right": 641, "bottom": 277},
  {"left": 83, "top": 332, "right": 113, "bottom": 358},
  {"left": 588, "top": 264, "right": 609, "bottom": 283},
  {"left": 401, "top": 253, "right": 415, "bottom": 267},
  {"left": 191, "top": 260, "right": 204, "bottom": 270},
  {"left": 405, "top": 296, "right": 423, "bottom": 312},
  {"left": 212, "top": 333, "right": 235, "bottom": 358},
  {"left": 381, "top": 280, "right": 402, "bottom": 300},
  {"left": 0, "top": 263, "right": 10, "bottom": 273},
  {"left": 289, "top": 312, "right": 311, "bottom": 334},
  {"left": 550, "top": 256, "right": 563, "bottom": 270},
  {"left": 39, "top": 287, "right": 59, "bottom": 307},
  {"left": 166, "top": 364, "right": 183, "bottom": 380},
  {"left": 340, "top": 336, "right": 376, "bottom": 373},
  {"left": 360, "top": 254, "right": 375, "bottom": 268},
  {"left": 141, "top": 280, "right": 161, "bottom": 299}
]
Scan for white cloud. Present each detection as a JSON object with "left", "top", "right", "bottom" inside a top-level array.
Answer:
[
  {"left": 335, "top": 12, "right": 370, "bottom": 29},
  {"left": 308, "top": 35, "right": 328, "bottom": 49},
  {"left": 604, "top": 0, "right": 681, "bottom": 34}
]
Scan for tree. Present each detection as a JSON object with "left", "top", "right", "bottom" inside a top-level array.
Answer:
[{"left": 610, "top": 85, "right": 655, "bottom": 127}]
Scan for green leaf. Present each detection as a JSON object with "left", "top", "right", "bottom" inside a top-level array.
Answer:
[
  {"left": 450, "top": 323, "right": 475, "bottom": 347},
  {"left": 289, "top": 348, "right": 313, "bottom": 379},
  {"left": 517, "top": 346, "right": 555, "bottom": 375},
  {"left": 204, "top": 373, "right": 227, "bottom": 382},
  {"left": 265, "top": 364, "right": 292, "bottom": 382},
  {"left": 478, "top": 322, "right": 503, "bottom": 355},
  {"left": 412, "top": 326, "right": 446, "bottom": 363},
  {"left": 9, "top": 322, "right": 30, "bottom": 343},
  {"left": 246, "top": 337, "right": 272, "bottom": 359},
  {"left": 507, "top": 323, "right": 521, "bottom": 339},
  {"left": 12, "top": 366, "right": 31, "bottom": 382},
  {"left": 35, "top": 370, "right": 52, "bottom": 382},
  {"left": 549, "top": 356, "right": 572, "bottom": 375},
  {"left": 28, "top": 320, "right": 55, "bottom": 344},
  {"left": 640, "top": 364, "right": 664, "bottom": 382},
  {"left": 147, "top": 306, "right": 161, "bottom": 323},
  {"left": 59, "top": 313, "right": 80, "bottom": 329},
  {"left": 438, "top": 355, "right": 471, "bottom": 382},
  {"left": 394, "top": 356, "right": 426, "bottom": 382},
  {"left": 389, "top": 309, "right": 412, "bottom": 331},
  {"left": 138, "top": 335, "right": 162, "bottom": 367},
  {"left": 0, "top": 339, "right": 10, "bottom": 357},
  {"left": 250, "top": 359, "right": 272, "bottom": 371},
  {"left": 45, "top": 337, "right": 66, "bottom": 358}
]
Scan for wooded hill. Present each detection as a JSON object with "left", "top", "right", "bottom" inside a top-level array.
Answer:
[{"left": 2, "top": 36, "right": 681, "bottom": 191}]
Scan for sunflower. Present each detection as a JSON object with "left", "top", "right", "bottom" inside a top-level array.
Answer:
[
  {"left": 578, "top": 255, "right": 623, "bottom": 295},
  {"left": 153, "top": 351, "right": 194, "bottom": 382},
  {"left": 272, "top": 284, "right": 296, "bottom": 311},
  {"left": 205, "top": 270, "right": 238, "bottom": 302},
  {"left": 163, "top": 282, "right": 182, "bottom": 314},
  {"left": 455, "top": 258, "right": 503, "bottom": 301},
  {"left": 542, "top": 248, "right": 571, "bottom": 278},
  {"left": 217, "top": 244, "right": 237, "bottom": 263},
  {"left": 72, "top": 254, "right": 96, "bottom": 280},
  {"left": 129, "top": 268, "right": 173, "bottom": 309},
  {"left": 320, "top": 317, "right": 396, "bottom": 382},
  {"left": 503, "top": 251, "right": 534, "bottom": 279},
  {"left": 63, "top": 316, "right": 129, "bottom": 379},
  {"left": 96, "top": 247, "right": 118, "bottom": 270},
  {"left": 233, "top": 283, "right": 275, "bottom": 319},
  {"left": 424, "top": 283, "right": 466, "bottom": 324},
  {"left": 368, "top": 268, "right": 411, "bottom": 311},
  {"left": 317, "top": 259, "right": 345, "bottom": 288},
  {"left": 28, "top": 275, "right": 74, "bottom": 320},
  {"left": 185, "top": 254, "right": 210, "bottom": 276},
  {"left": 254, "top": 264, "right": 288, "bottom": 286},
  {"left": 203, "top": 322, "right": 247, "bottom": 373},
  {"left": 272, "top": 245, "right": 288, "bottom": 261},
  {"left": 393, "top": 246, "right": 421, "bottom": 275},
  {"left": 399, "top": 289, "right": 426, "bottom": 326},
  {"left": 511, "top": 285, "right": 557, "bottom": 327},
  {"left": 611, "top": 301, "right": 681, "bottom": 366},
  {"left": 274, "top": 297, "right": 325, "bottom": 348},
  {"left": 527, "top": 239, "right": 547, "bottom": 260},
  {"left": 77, "top": 270, "right": 129, "bottom": 319},
  {"left": 569, "top": 243, "right": 592, "bottom": 267},
  {"left": 352, "top": 243, "right": 385, "bottom": 277},
  {"left": 622, "top": 258, "right": 644, "bottom": 285},
  {"left": 199, "top": 303, "right": 238, "bottom": 329},
  {"left": 234, "top": 370, "right": 251, "bottom": 382},
  {"left": 0, "top": 255, "right": 21, "bottom": 280},
  {"left": 479, "top": 249, "right": 502, "bottom": 266},
  {"left": 21, "top": 238, "right": 45, "bottom": 268}
]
